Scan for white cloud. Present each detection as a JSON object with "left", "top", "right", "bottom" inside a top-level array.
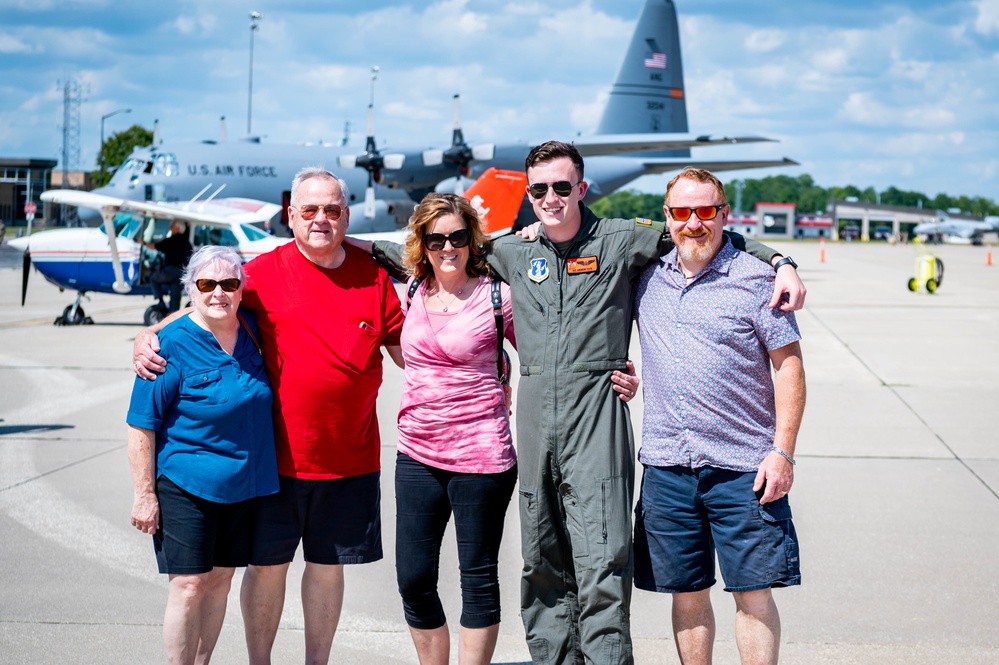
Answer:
[
  {"left": 0, "top": 33, "right": 38, "bottom": 54},
  {"left": 972, "top": 0, "right": 999, "bottom": 36},
  {"left": 744, "top": 29, "right": 784, "bottom": 53}
]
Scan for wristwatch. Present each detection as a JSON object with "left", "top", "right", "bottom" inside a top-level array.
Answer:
[{"left": 773, "top": 256, "right": 798, "bottom": 271}]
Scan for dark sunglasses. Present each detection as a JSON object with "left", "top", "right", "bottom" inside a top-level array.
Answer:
[
  {"left": 195, "top": 278, "right": 241, "bottom": 293},
  {"left": 294, "top": 204, "right": 344, "bottom": 221},
  {"left": 528, "top": 180, "right": 578, "bottom": 200},
  {"left": 423, "top": 228, "right": 471, "bottom": 251},
  {"left": 668, "top": 205, "right": 726, "bottom": 222}
]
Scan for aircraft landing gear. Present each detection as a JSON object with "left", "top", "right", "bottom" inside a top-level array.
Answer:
[
  {"left": 54, "top": 294, "right": 94, "bottom": 326},
  {"left": 144, "top": 302, "right": 170, "bottom": 326}
]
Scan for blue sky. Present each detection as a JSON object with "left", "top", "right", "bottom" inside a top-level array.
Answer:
[{"left": 1, "top": 0, "right": 997, "bottom": 200}]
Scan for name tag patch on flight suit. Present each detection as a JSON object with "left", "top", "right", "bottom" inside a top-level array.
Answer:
[
  {"left": 566, "top": 256, "right": 598, "bottom": 275},
  {"left": 529, "top": 257, "right": 550, "bottom": 283}
]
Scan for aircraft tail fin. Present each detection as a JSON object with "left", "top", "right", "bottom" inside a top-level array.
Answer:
[
  {"left": 462, "top": 168, "right": 528, "bottom": 237},
  {"left": 596, "top": 0, "right": 689, "bottom": 155}
]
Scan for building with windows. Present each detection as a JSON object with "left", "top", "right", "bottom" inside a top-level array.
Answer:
[{"left": 0, "top": 158, "right": 58, "bottom": 228}]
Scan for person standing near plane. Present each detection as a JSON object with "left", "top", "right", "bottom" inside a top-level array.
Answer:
[
  {"left": 134, "top": 167, "right": 405, "bottom": 665},
  {"left": 468, "top": 141, "right": 803, "bottom": 664},
  {"left": 127, "top": 245, "right": 279, "bottom": 665},
  {"left": 632, "top": 168, "right": 805, "bottom": 665},
  {"left": 147, "top": 219, "right": 194, "bottom": 313}
]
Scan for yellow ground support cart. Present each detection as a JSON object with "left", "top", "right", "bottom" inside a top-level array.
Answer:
[{"left": 908, "top": 253, "right": 944, "bottom": 293}]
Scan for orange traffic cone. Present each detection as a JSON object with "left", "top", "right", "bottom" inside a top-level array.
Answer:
[
  {"left": 988, "top": 244, "right": 993, "bottom": 267},
  {"left": 820, "top": 238, "right": 826, "bottom": 263}
]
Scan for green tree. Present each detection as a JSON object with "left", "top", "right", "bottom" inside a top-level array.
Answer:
[
  {"left": 590, "top": 189, "right": 665, "bottom": 221},
  {"left": 93, "top": 124, "right": 153, "bottom": 187}
]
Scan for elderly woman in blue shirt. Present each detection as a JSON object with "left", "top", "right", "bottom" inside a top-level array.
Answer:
[{"left": 126, "top": 245, "right": 278, "bottom": 665}]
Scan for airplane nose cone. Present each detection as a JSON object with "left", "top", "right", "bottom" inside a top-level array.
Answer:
[{"left": 7, "top": 236, "right": 28, "bottom": 251}]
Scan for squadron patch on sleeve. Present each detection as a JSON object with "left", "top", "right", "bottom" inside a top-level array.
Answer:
[
  {"left": 528, "top": 257, "right": 550, "bottom": 283},
  {"left": 635, "top": 217, "right": 666, "bottom": 233},
  {"left": 566, "top": 256, "right": 598, "bottom": 275}
]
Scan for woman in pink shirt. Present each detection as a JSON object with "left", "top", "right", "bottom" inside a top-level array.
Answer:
[{"left": 387, "top": 193, "right": 518, "bottom": 665}]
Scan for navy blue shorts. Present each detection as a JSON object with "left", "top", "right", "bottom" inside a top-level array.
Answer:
[
  {"left": 249, "top": 472, "right": 382, "bottom": 566},
  {"left": 634, "top": 465, "right": 801, "bottom": 593},
  {"left": 153, "top": 475, "right": 253, "bottom": 575}
]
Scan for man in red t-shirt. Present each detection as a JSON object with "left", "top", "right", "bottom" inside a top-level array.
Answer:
[{"left": 135, "top": 168, "right": 403, "bottom": 664}]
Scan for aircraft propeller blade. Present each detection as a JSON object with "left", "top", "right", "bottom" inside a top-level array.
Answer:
[
  {"left": 364, "top": 185, "right": 376, "bottom": 220},
  {"left": 422, "top": 149, "right": 444, "bottom": 167},
  {"left": 338, "top": 155, "right": 358, "bottom": 169},
  {"left": 21, "top": 250, "right": 31, "bottom": 307},
  {"left": 383, "top": 154, "right": 406, "bottom": 170},
  {"left": 471, "top": 144, "right": 495, "bottom": 161}
]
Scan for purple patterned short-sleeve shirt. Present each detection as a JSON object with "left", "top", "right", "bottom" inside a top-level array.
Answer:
[{"left": 635, "top": 238, "right": 800, "bottom": 472}]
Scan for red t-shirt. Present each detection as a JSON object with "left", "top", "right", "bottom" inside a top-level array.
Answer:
[{"left": 242, "top": 242, "right": 403, "bottom": 479}]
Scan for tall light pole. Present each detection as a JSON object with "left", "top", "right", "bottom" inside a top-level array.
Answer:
[
  {"left": 248, "top": 11, "right": 261, "bottom": 135},
  {"left": 100, "top": 108, "right": 131, "bottom": 187}
]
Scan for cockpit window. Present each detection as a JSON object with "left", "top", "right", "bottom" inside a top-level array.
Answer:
[
  {"left": 98, "top": 212, "right": 143, "bottom": 240},
  {"left": 151, "top": 153, "right": 179, "bottom": 177},
  {"left": 194, "top": 224, "right": 239, "bottom": 247},
  {"left": 241, "top": 223, "right": 270, "bottom": 241}
]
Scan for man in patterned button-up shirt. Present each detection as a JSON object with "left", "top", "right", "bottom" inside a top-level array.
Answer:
[{"left": 633, "top": 167, "right": 806, "bottom": 665}]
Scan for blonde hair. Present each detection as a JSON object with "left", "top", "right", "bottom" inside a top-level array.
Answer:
[{"left": 402, "top": 193, "right": 490, "bottom": 282}]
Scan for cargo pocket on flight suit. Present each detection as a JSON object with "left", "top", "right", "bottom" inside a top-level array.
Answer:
[
  {"left": 181, "top": 369, "right": 227, "bottom": 405},
  {"left": 759, "top": 497, "right": 800, "bottom": 582},
  {"left": 599, "top": 475, "right": 631, "bottom": 567}
]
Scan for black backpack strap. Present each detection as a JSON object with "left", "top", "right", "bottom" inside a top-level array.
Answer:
[
  {"left": 405, "top": 276, "right": 424, "bottom": 311},
  {"left": 491, "top": 279, "right": 510, "bottom": 384}
]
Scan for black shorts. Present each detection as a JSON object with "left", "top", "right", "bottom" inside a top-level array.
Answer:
[
  {"left": 249, "top": 472, "right": 382, "bottom": 566},
  {"left": 153, "top": 475, "right": 253, "bottom": 575}
]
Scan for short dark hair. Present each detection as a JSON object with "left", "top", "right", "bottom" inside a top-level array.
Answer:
[{"left": 525, "top": 141, "right": 584, "bottom": 181}]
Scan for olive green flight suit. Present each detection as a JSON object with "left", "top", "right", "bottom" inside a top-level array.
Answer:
[{"left": 484, "top": 206, "right": 664, "bottom": 665}]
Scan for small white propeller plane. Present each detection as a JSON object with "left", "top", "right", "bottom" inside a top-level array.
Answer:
[{"left": 10, "top": 168, "right": 526, "bottom": 326}]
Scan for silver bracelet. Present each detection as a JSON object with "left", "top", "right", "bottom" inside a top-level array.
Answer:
[{"left": 772, "top": 446, "right": 796, "bottom": 466}]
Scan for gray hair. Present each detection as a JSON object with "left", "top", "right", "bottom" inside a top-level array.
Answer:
[
  {"left": 181, "top": 245, "right": 245, "bottom": 299},
  {"left": 289, "top": 166, "right": 350, "bottom": 206}
]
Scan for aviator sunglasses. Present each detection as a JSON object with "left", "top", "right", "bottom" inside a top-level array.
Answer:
[
  {"left": 423, "top": 228, "right": 471, "bottom": 251},
  {"left": 528, "top": 181, "right": 579, "bottom": 199},
  {"left": 667, "top": 205, "right": 726, "bottom": 222},
  {"left": 293, "top": 204, "right": 344, "bottom": 221},
  {"left": 195, "top": 278, "right": 241, "bottom": 293}
]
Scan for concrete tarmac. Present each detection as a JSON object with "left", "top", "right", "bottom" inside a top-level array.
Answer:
[{"left": 1, "top": 240, "right": 998, "bottom": 664}]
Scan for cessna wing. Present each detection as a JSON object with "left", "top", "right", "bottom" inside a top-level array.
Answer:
[{"left": 41, "top": 189, "right": 282, "bottom": 229}]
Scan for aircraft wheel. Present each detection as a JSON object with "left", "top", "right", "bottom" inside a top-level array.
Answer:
[
  {"left": 926, "top": 278, "right": 938, "bottom": 293},
  {"left": 55, "top": 305, "right": 88, "bottom": 326},
  {"left": 907, "top": 278, "right": 918, "bottom": 292},
  {"left": 144, "top": 304, "right": 169, "bottom": 326}
]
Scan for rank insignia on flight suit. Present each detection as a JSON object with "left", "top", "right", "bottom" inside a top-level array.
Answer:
[{"left": 529, "top": 257, "right": 550, "bottom": 283}]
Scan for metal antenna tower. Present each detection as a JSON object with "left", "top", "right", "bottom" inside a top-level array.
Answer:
[{"left": 59, "top": 79, "right": 83, "bottom": 225}]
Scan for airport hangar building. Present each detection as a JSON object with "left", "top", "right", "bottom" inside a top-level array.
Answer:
[{"left": 727, "top": 199, "right": 984, "bottom": 242}]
